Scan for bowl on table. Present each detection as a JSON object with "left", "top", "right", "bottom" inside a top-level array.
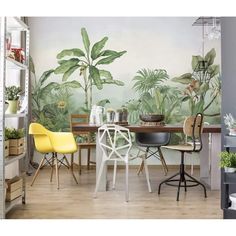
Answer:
[{"left": 139, "top": 114, "right": 165, "bottom": 123}]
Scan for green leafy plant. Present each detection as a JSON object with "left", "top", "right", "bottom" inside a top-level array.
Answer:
[
  {"left": 4, "top": 128, "right": 11, "bottom": 141},
  {"left": 133, "top": 69, "right": 168, "bottom": 94},
  {"left": 220, "top": 151, "right": 236, "bottom": 168},
  {"left": 5, "top": 128, "right": 24, "bottom": 139},
  {"left": 224, "top": 113, "right": 236, "bottom": 130},
  {"left": 54, "top": 27, "right": 127, "bottom": 110},
  {"left": 5, "top": 86, "right": 21, "bottom": 100},
  {"left": 125, "top": 69, "right": 184, "bottom": 124},
  {"left": 172, "top": 48, "right": 221, "bottom": 117},
  {"left": 30, "top": 56, "right": 82, "bottom": 131}
]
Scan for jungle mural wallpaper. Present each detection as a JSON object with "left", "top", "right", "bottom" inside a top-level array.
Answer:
[
  {"left": 30, "top": 21, "right": 221, "bottom": 134},
  {"left": 31, "top": 27, "right": 127, "bottom": 131}
]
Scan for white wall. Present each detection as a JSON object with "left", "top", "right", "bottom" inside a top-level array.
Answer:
[{"left": 28, "top": 17, "right": 221, "bottom": 165}]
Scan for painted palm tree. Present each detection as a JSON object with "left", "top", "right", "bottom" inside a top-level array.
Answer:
[
  {"left": 54, "top": 28, "right": 127, "bottom": 111},
  {"left": 125, "top": 69, "right": 183, "bottom": 124}
]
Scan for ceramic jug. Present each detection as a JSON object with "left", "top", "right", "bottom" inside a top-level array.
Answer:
[{"left": 89, "top": 105, "right": 105, "bottom": 125}]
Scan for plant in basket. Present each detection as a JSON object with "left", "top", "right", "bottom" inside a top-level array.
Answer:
[{"left": 5, "top": 128, "right": 25, "bottom": 156}]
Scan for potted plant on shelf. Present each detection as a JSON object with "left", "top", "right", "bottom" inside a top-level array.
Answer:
[
  {"left": 5, "top": 128, "right": 25, "bottom": 155},
  {"left": 224, "top": 113, "right": 236, "bottom": 136},
  {"left": 4, "top": 128, "right": 10, "bottom": 157},
  {"left": 220, "top": 151, "right": 236, "bottom": 173},
  {"left": 5, "top": 86, "right": 21, "bottom": 114}
]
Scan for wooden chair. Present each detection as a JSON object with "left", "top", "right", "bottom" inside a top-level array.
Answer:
[
  {"left": 70, "top": 114, "right": 96, "bottom": 175},
  {"left": 158, "top": 113, "right": 207, "bottom": 201}
]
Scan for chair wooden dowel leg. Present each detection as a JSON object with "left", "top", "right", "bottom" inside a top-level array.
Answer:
[
  {"left": 137, "top": 160, "right": 144, "bottom": 175},
  {"left": 71, "top": 153, "right": 74, "bottom": 172},
  {"left": 31, "top": 155, "right": 46, "bottom": 186},
  {"left": 87, "top": 148, "right": 91, "bottom": 170},
  {"left": 78, "top": 149, "right": 82, "bottom": 175},
  {"left": 143, "top": 155, "right": 152, "bottom": 193},
  {"left": 55, "top": 153, "right": 59, "bottom": 190},
  {"left": 64, "top": 154, "right": 78, "bottom": 184},
  {"left": 50, "top": 153, "right": 55, "bottom": 182}
]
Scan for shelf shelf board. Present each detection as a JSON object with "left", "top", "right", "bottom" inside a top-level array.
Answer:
[
  {"left": 5, "top": 112, "right": 27, "bottom": 118},
  {"left": 5, "top": 195, "right": 22, "bottom": 214},
  {"left": 7, "top": 17, "right": 29, "bottom": 31},
  {"left": 5, "top": 153, "right": 26, "bottom": 166},
  {"left": 6, "top": 57, "right": 28, "bottom": 70}
]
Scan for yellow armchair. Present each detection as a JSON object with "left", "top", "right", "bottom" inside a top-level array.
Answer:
[{"left": 29, "top": 123, "right": 78, "bottom": 189}]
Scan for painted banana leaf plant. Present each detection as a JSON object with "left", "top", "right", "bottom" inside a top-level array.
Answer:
[
  {"left": 172, "top": 48, "right": 221, "bottom": 117},
  {"left": 54, "top": 27, "right": 126, "bottom": 111},
  {"left": 30, "top": 56, "right": 82, "bottom": 131},
  {"left": 125, "top": 69, "right": 184, "bottom": 124}
]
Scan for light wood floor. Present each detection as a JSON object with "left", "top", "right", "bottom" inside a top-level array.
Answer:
[{"left": 7, "top": 165, "right": 222, "bottom": 219}]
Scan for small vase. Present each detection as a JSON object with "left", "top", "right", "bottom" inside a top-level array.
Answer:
[
  {"left": 122, "top": 111, "right": 128, "bottom": 122},
  {"left": 5, "top": 100, "right": 18, "bottom": 114},
  {"left": 106, "top": 111, "right": 115, "bottom": 123}
]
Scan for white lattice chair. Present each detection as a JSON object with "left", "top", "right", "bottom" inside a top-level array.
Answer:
[{"left": 94, "top": 124, "right": 152, "bottom": 202}]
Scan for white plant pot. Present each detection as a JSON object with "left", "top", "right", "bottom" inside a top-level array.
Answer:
[{"left": 224, "top": 167, "right": 236, "bottom": 173}]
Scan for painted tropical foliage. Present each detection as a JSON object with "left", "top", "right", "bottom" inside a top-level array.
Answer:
[
  {"left": 125, "top": 48, "right": 221, "bottom": 125},
  {"left": 31, "top": 28, "right": 127, "bottom": 131},
  {"left": 125, "top": 69, "right": 184, "bottom": 124},
  {"left": 30, "top": 57, "right": 81, "bottom": 131},
  {"left": 172, "top": 48, "right": 221, "bottom": 120},
  {"left": 55, "top": 27, "right": 126, "bottom": 112}
]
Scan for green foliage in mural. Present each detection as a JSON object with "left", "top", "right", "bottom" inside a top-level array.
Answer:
[
  {"left": 125, "top": 69, "right": 184, "bottom": 124},
  {"left": 54, "top": 27, "right": 127, "bottom": 111},
  {"left": 124, "top": 48, "right": 221, "bottom": 130},
  {"left": 172, "top": 48, "right": 221, "bottom": 117},
  {"left": 30, "top": 56, "right": 81, "bottom": 131}
]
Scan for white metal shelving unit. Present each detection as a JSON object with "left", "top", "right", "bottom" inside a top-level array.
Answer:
[{"left": 0, "top": 17, "right": 29, "bottom": 219}]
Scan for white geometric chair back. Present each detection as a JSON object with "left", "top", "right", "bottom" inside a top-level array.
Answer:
[
  {"left": 98, "top": 124, "right": 132, "bottom": 162},
  {"left": 183, "top": 113, "right": 204, "bottom": 152}
]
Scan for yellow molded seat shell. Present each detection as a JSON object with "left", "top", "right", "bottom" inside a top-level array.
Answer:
[
  {"left": 29, "top": 123, "right": 54, "bottom": 153},
  {"left": 48, "top": 132, "right": 77, "bottom": 154}
]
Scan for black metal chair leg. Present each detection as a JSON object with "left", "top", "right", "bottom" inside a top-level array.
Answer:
[
  {"left": 177, "top": 178, "right": 182, "bottom": 201},
  {"left": 184, "top": 171, "right": 207, "bottom": 198},
  {"left": 158, "top": 172, "right": 179, "bottom": 194}
]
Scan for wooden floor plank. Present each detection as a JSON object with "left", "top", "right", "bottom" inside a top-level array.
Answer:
[{"left": 6, "top": 166, "right": 222, "bottom": 219}]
